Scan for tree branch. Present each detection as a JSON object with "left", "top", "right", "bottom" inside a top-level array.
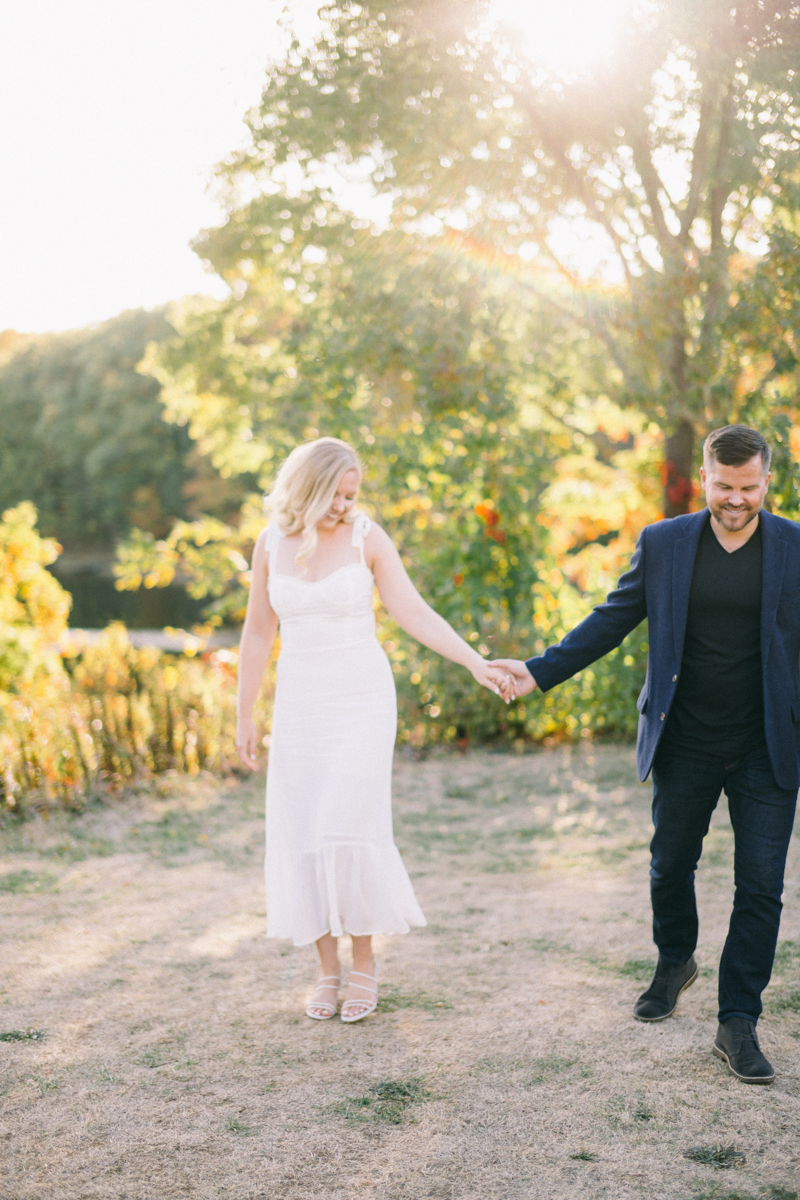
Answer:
[
  {"left": 629, "top": 131, "right": 681, "bottom": 261},
  {"left": 524, "top": 250, "right": 639, "bottom": 393},
  {"left": 679, "top": 81, "right": 718, "bottom": 240},
  {"left": 709, "top": 89, "right": 734, "bottom": 255},
  {"left": 559, "top": 159, "right": 637, "bottom": 289},
  {"left": 699, "top": 86, "right": 735, "bottom": 352}
]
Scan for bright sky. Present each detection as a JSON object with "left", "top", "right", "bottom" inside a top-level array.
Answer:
[
  {"left": 0, "top": 0, "right": 634, "bottom": 335},
  {"left": 0, "top": 0, "right": 289, "bottom": 333},
  {"left": 493, "top": 0, "right": 633, "bottom": 76}
]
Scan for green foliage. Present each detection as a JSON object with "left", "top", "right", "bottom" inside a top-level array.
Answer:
[
  {"left": 0, "top": 869, "right": 57, "bottom": 894},
  {"left": 376, "top": 985, "right": 451, "bottom": 1013},
  {"left": 388, "top": 612, "right": 646, "bottom": 749},
  {"left": 134, "top": 213, "right": 655, "bottom": 744},
  {"left": 223, "top": 0, "right": 800, "bottom": 510},
  {"left": 333, "top": 1077, "right": 429, "bottom": 1125},
  {"left": 772, "top": 940, "right": 800, "bottom": 972},
  {"left": 615, "top": 959, "right": 656, "bottom": 979},
  {"left": 0, "top": 307, "right": 255, "bottom": 624},
  {"left": 225, "top": 1116, "right": 259, "bottom": 1136},
  {"left": 0, "top": 310, "right": 190, "bottom": 546},
  {"left": 0, "top": 498, "right": 264, "bottom": 806},
  {"left": 113, "top": 502, "right": 266, "bottom": 625},
  {"left": 1, "top": 621, "right": 255, "bottom": 810},
  {"left": 62, "top": 623, "right": 252, "bottom": 782},
  {"left": 125, "top": 249, "right": 659, "bottom": 745},
  {"left": 131, "top": 247, "right": 554, "bottom": 626},
  {"left": 527, "top": 1056, "right": 579, "bottom": 1085},
  {"left": 32, "top": 1075, "right": 61, "bottom": 1095},
  {"left": 684, "top": 1146, "right": 747, "bottom": 1170},
  {"left": 0, "top": 501, "right": 71, "bottom": 693}
]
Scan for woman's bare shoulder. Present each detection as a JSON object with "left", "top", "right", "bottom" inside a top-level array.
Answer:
[
  {"left": 363, "top": 519, "right": 393, "bottom": 548},
  {"left": 251, "top": 526, "right": 272, "bottom": 572}
]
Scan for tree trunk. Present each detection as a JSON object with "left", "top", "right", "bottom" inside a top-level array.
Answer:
[{"left": 663, "top": 418, "right": 695, "bottom": 518}]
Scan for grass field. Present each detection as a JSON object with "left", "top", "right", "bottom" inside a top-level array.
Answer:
[{"left": 1, "top": 745, "right": 799, "bottom": 1199}]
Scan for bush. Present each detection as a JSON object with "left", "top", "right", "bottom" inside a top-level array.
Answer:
[
  {"left": 2, "top": 623, "right": 267, "bottom": 812},
  {"left": 0, "top": 504, "right": 271, "bottom": 810},
  {"left": 384, "top": 579, "right": 646, "bottom": 750}
]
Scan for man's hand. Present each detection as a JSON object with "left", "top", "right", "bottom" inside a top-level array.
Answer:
[{"left": 490, "top": 659, "right": 537, "bottom": 701}]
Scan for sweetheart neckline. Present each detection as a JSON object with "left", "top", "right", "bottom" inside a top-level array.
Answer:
[{"left": 269, "top": 562, "right": 371, "bottom": 587}]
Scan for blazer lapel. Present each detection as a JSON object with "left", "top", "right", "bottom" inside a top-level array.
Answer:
[
  {"left": 672, "top": 510, "right": 709, "bottom": 665},
  {"left": 760, "top": 511, "right": 787, "bottom": 661}
]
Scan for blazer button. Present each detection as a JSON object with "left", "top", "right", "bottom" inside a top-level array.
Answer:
[
  {"left": 672, "top": 674, "right": 677, "bottom": 682},
  {"left": 660, "top": 712, "right": 665, "bottom": 721}
]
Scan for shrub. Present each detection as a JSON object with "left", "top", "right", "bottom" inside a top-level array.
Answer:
[
  {"left": 2, "top": 622, "right": 265, "bottom": 811},
  {"left": 385, "top": 576, "right": 646, "bottom": 750},
  {"left": 0, "top": 503, "right": 270, "bottom": 810}
]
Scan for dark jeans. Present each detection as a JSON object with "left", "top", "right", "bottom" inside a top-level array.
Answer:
[{"left": 650, "top": 744, "right": 797, "bottom": 1023}]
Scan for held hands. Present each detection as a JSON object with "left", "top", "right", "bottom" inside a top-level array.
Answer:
[
  {"left": 236, "top": 718, "right": 260, "bottom": 771},
  {"left": 489, "top": 659, "right": 538, "bottom": 702},
  {"left": 470, "top": 657, "right": 513, "bottom": 699}
]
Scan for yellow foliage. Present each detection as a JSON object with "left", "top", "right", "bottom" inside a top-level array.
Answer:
[
  {"left": 789, "top": 425, "right": 800, "bottom": 465},
  {"left": 0, "top": 502, "right": 70, "bottom": 641},
  {"left": 0, "top": 507, "right": 270, "bottom": 810}
]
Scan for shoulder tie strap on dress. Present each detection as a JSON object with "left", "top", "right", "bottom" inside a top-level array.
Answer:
[
  {"left": 351, "top": 513, "right": 372, "bottom": 565},
  {"left": 265, "top": 521, "right": 283, "bottom": 569}
]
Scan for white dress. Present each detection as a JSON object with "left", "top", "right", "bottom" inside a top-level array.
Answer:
[{"left": 264, "top": 513, "right": 427, "bottom": 947}]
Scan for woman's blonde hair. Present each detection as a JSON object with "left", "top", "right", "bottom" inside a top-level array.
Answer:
[{"left": 264, "top": 437, "right": 362, "bottom": 569}]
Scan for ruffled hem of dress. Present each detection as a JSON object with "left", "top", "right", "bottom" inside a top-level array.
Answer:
[{"left": 265, "top": 840, "right": 427, "bottom": 947}]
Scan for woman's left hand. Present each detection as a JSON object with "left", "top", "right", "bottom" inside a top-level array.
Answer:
[{"left": 471, "top": 658, "right": 511, "bottom": 701}]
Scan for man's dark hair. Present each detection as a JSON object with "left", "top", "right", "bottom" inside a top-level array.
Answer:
[{"left": 703, "top": 424, "right": 771, "bottom": 471}]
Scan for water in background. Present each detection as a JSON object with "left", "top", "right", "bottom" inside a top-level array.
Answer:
[{"left": 50, "top": 564, "right": 204, "bottom": 629}]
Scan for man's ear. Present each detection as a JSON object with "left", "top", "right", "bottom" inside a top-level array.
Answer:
[{"left": 699, "top": 465, "right": 707, "bottom": 491}]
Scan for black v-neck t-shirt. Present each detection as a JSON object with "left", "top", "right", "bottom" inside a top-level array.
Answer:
[{"left": 661, "top": 515, "right": 765, "bottom": 761}]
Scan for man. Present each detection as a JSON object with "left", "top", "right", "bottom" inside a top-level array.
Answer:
[{"left": 495, "top": 425, "right": 800, "bottom": 1084}]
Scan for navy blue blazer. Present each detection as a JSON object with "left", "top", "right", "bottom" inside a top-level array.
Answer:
[{"left": 526, "top": 508, "right": 800, "bottom": 789}]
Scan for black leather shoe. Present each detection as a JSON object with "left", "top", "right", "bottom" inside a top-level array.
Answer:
[
  {"left": 633, "top": 955, "right": 697, "bottom": 1021},
  {"left": 713, "top": 1017, "right": 774, "bottom": 1084}
]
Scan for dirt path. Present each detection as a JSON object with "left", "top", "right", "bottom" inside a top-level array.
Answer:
[{"left": 1, "top": 746, "right": 799, "bottom": 1200}]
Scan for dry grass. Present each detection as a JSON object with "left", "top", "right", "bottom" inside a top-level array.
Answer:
[{"left": 1, "top": 745, "right": 799, "bottom": 1200}]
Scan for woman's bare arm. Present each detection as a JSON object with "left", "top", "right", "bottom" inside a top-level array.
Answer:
[
  {"left": 236, "top": 529, "right": 280, "bottom": 769},
  {"left": 367, "top": 524, "right": 505, "bottom": 694}
]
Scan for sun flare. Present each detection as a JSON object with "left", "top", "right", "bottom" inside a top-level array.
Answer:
[{"left": 491, "top": 0, "right": 635, "bottom": 75}]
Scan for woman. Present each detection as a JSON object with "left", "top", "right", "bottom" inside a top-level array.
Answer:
[{"left": 236, "top": 438, "right": 504, "bottom": 1022}]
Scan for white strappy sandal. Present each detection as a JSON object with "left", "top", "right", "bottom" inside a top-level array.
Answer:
[
  {"left": 340, "top": 963, "right": 380, "bottom": 1024},
  {"left": 305, "top": 975, "right": 340, "bottom": 1020}
]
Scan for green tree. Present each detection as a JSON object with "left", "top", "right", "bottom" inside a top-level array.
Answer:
[
  {"left": 0, "top": 308, "right": 250, "bottom": 550},
  {"left": 217, "top": 0, "right": 800, "bottom": 513},
  {"left": 128, "top": 230, "right": 658, "bottom": 741},
  {"left": 130, "top": 246, "right": 578, "bottom": 634}
]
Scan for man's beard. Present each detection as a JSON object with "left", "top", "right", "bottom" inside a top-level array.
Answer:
[{"left": 710, "top": 501, "right": 759, "bottom": 531}]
